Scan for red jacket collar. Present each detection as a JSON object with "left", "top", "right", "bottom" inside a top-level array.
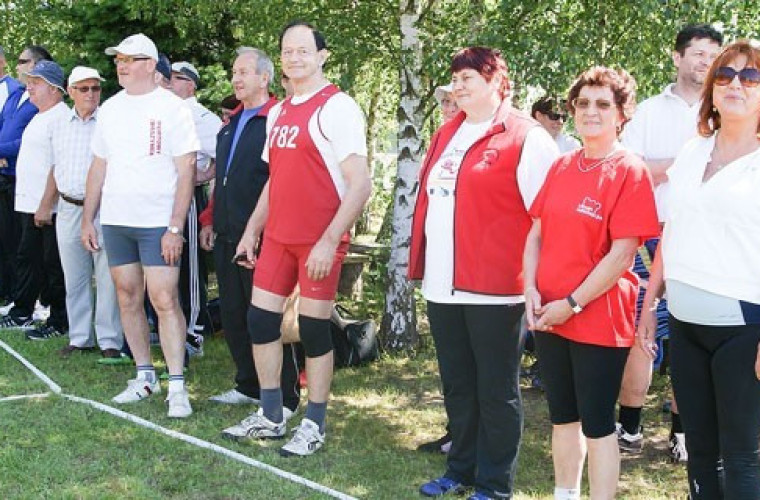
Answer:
[{"left": 436, "top": 99, "right": 513, "bottom": 145}]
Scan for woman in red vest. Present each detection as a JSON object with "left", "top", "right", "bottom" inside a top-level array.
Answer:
[
  {"left": 409, "top": 46, "right": 559, "bottom": 500},
  {"left": 523, "top": 66, "right": 659, "bottom": 500}
]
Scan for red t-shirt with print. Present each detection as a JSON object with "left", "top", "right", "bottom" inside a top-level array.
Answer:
[{"left": 529, "top": 149, "right": 659, "bottom": 347}]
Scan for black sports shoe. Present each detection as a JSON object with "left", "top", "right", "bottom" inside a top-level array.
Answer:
[
  {"left": 0, "top": 314, "right": 34, "bottom": 330},
  {"left": 417, "top": 431, "right": 452, "bottom": 453},
  {"left": 26, "top": 323, "right": 67, "bottom": 340}
]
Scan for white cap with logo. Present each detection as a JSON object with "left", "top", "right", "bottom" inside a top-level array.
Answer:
[{"left": 105, "top": 33, "right": 158, "bottom": 61}]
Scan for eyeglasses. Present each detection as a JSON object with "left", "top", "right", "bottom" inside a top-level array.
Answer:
[
  {"left": 572, "top": 97, "right": 614, "bottom": 111},
  {"left": 113, "top": 56, "right": 150, "bottom": 65},
  {"left": 714, "top": 66, "right": 760, "bottom": 88},
  {"left": 72, "top": 85, "right": 102, "bottom": 93},
  {"left": 17, "top": 58, "right": 31, "bottom": 65},
  {"left": 546, "top": 111, "right": 566, "bottom": 121}
]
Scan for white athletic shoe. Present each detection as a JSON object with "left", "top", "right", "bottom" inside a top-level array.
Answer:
[
  {"left": 208, "top": 389, "right": 260, "bottom": 405},
  {"left": 221, "top": 407, "right": 292, "bottom": 441},
  {"left": 112, "top": 378, "right": 161, "bottom": 404},
  {"left": 166, "top": 388, "right": 193, "bottom": 418},
  {"left": 669, "top": 433, "right": 688, "bottom": 463},
  {"left": 279, "top": 418, "right": 325, "bottom": 457}
]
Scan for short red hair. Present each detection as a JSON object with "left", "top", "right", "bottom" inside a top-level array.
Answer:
[{"left": 450, "top": 46, "right": 510, "bottom": 99}]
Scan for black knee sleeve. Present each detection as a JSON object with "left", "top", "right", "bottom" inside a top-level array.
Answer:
[
  {"left": 247, "top": 305, "right": 283, "bottom": 345},
  {"left": 298, "top": 315, "right": 332, "bottom": 357}
]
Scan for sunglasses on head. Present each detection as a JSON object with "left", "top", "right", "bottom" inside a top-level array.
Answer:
[
  {"left": 545, "top": 111, "right": 566, "bottom": 121},
  {"left": 572, "top": 97, "right": 613, "bottom": 111},
  {"left": 714, "top": 66, "right": 760, "bottom": 88}
]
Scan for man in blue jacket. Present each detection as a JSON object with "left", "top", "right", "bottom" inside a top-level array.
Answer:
[{"left": 0, "top": 45, "right": 51, "bottom": 307}]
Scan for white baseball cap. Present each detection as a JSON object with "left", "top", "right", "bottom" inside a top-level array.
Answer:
[
  {"left": 68, "top": 66, "right": 105, "bottom": 86},
  {"left": 434, "top": 83, "right": 453, "bottom": 105},
  {"left": 105, "top": 33, "right": 158, "bottom": 61},
  {"left": 171, "top": 61, "right": 200, "bottom": 86}
]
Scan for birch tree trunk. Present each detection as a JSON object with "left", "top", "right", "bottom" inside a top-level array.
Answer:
[{"left": 380, "top": 0, "right": 424, "bottom": 351}]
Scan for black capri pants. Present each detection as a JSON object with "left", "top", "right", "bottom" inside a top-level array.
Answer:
[{"left": 534, "top": 330, "right": 630, "bottom": 438}]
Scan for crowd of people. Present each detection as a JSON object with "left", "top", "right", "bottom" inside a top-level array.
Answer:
[{"left": 0, "top": 18, "right": 758, "bottom": 500}]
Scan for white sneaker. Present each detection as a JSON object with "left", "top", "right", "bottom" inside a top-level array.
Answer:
[
  {"left": 166, "top": 389, "right": 193, "bottom": 418},
  {"left": 279, "top": 418, "right": 325, "bottom": 457},
  {"left": 669, "top": 433, "right": 688, "bottom": 463},
  {"left": 112, "top": 378, "right": 161, "bottom": 404},
  {"left": 208, "top": 389, "right": 260, "bottom": 405},
  {"left": 221, "top": 407, "right": 292, "bottom": 441}
]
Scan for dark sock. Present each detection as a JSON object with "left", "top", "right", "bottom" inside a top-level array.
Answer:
[
  {"left": 260, "top": 388, "right": 283, "bottom": 423},
  {"left": 670, "top": 411, "right": 683, "bottom": 437},
  {"left": 619, "top": 405, "right": 642, "bottom": 435},
  {"left": 305, "top": 400, "right": 328, "bottom": 433}
]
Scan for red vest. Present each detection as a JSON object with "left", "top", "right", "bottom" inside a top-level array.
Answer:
[
  {"left": 266, "top": 84, "right": 345, "bottom": 244},
  {"left": 408, "top": 103, "right": 537, "bottom": 295}
]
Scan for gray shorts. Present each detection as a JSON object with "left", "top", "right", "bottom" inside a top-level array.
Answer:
[{"left": 102, "top": 225, "right": 174, "bottom": 267}]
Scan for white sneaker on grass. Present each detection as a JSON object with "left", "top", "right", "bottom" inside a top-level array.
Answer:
[
  {"left": 669, "top": 432, "right": 688, "bottom": 463},
  {"left": 222, "top": 407, "right": 292, "bottom": 441},
  {"left": 112, "top": 378, "right": 161, "bottom": 403},
  {"left": 208, "top": 389, "right": 259, "bottom": 405},
  {"left": 279, "top": 418, "right": 325, "bottom": 457},
  {"left": 166, "top": 388, "right": 192, "bottom": 418}
]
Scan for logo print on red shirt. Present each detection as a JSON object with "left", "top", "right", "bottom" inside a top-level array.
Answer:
[{"left": 576, "top": 196, "right": 602, "bottom": 220}]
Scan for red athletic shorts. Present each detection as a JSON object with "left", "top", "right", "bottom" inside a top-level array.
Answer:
[{"left": 253, "top": 236, "right": 348, "bottom": 300}]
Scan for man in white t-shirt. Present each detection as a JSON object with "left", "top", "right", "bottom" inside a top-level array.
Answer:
[
  {"left": 222, "top": 21, "right": 371, "bottom": 457},
  {"left": 1, "top": 60, "right": 69, "bottom": 338},
  {"left": 618, "top": 23, "right": 723, "bottom": 461},
  {"left": 531, "top": 96, "right": 580, "bottom": 154},
  {"left": 82, "top": 33, "right": 199, "bottom": 418}
]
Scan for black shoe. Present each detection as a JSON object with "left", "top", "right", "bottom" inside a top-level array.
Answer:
[
  {"left": 26, "top": 323, "right": 67, "bottom": 340},
  {"left": 0, "top": 314, "right": 35, "bottom": 329},
  {"left": 417, "top": 431, "right": 452, "bottom": 453}
]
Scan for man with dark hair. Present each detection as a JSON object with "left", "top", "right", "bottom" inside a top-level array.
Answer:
[
  {"left": 619, "top": 22, "right": 723, "bottom": 462},
  {"left": 530, "top": 96, "right": 580, "bottom": 153},
  {"left": 224, "top": 22, "right": 371, "bottom": 457},
  {"left": 0, "top": 45, "right": 52, "bottom": 316}
]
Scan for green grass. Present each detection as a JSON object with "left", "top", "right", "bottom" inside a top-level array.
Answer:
[{"left": 0, "top": 329, "right": 687, "bottom": 499}]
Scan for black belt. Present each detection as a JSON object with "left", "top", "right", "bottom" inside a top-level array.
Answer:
[{"left": 60, "top": 193, "right": 84, "bottom": 206}]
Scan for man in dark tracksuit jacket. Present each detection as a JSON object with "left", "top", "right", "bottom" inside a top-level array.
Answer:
[{"left": 199, "top": 52, "right": 300, "bottom": 410}]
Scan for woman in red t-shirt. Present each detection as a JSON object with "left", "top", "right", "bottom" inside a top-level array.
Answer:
[{"left": 523, "top": 66, "right": 659, "bottom": 500}]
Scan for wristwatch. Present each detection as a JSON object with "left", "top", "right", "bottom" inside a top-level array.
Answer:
[
  {"left": 167, "top": 225, "right": 182, "bottom": 236},
  {"left": 567, "top": 295, "right": 583, "bottom": 314}
]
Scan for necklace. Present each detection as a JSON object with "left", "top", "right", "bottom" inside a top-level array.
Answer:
[{"left": 577, "top": 148, "right": 617, "bottom": 173}]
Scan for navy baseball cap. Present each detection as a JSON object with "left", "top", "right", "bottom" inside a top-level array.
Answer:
[{"left": 24, "top": 60, "right": 65, "bottom": 92}]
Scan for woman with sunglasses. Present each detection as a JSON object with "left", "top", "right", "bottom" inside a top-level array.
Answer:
[
  {"left": 409, "top": 46, "right": 558, "bottom": 500},
  {"left": 637, "top": 40, "right": 760, "bottom": 500},
  {"left": 523, "top": 66, "right": 659, "bottom": 500}
]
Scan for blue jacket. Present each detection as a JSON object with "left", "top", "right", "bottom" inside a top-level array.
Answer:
[{"left": 0, "top": 84, "right": 39, "bottom": 176}]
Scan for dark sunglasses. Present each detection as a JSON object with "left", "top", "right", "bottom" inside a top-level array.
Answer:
[
  {"left": 714, "top": 66, "right": 760, "bottom": 88},
  {"left": 173, "top": 75, "right": 193, "bottom": 82},
  {"left": 17, "top": 58, "right": 31, "bottom": 65},
  {"left": 72, "top": 85, "right": 102, "bottom": 93},
  {"left": 546, "top": 111, "right": 566, "bottom": 121},
  {"left": 572, "top": 97, "right": 613, "bottom": 111}
]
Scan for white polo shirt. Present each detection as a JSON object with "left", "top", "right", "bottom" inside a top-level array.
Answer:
[
  {"left": 185, "top": 96, "right": 221, "bottom": 172},
  {"left": 622, "top": 84, "right": 701, "bottom": 220},
  {"left": 92, "top": 87, "right": 199, "bottom": 227},
  {"left": 15, "top": 101, "right": 69, "bottom": 214}
]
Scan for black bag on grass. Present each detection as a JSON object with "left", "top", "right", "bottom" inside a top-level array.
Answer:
[{"left": 331, "top": 305, "right": 379, "bottom": 368}]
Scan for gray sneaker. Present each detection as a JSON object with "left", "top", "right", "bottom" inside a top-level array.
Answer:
[
  {"left": 208, "top": 389, "right": 259, "bottom": 405},
  {"left": 221, "top": 407, "right": 292, "bottom": 441},
  {"left": 279, "top": 418, "right": 325, "bottom": 457},
  {"left": 615, "top": 422, "right": 643, "bottom": 454}
]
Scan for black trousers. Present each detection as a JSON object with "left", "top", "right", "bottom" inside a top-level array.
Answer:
[
  {"left": 10, "top": 213, "right": 67, "bottom": 328},
  {"left": 0, "top": 175, "right": 19, "bottom": 301},
  {"left": 427, "top": 301, "right": 525, "bottom": 498},
  {"left": 670, "top": 315, "right": 760, "bottom": 500},
  {"left": 214, "top": 236, "right": 300, "bottom": 411},
  {"left": 179, "top": 186, "right": 211, "bottom": 336}
]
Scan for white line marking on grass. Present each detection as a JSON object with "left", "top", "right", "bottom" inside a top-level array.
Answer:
[
  {"left": 0, "top": 392, "right": 50, "bottom": 402},
  {"left": 0, "top": 338, "right": 61, "bottom": 393},
  {"left": 0, "top": 340, "right": 358, "bottom": 500}
]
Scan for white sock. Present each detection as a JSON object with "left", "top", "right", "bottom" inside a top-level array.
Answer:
[
  {"left": 554, "top": 487, "right": 581, "bottom": 500},
  {"left": 136, "top": 365, "right": 156, "bottom": 383},
  {"left": 168, "top": 375, "right": 185, "bottom": 393}
]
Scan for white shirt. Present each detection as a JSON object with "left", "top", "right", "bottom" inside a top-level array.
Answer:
[
  {"left": 263, "top": 85, "right": 367, "bottom": 200},
  {"left": 556, "top": 132, "right": 581, "bottom": 154},
  {"left": 422, "top": 124, "right": 558, "bottom": 304},
  {"left": 51, "top": 107, "right": 99, "bottom": 198},
  {"left": 622, "top": 83, "right": 701, "bottom": 220},
  {"left": 92, "top": 87, "right": 199, "bottom": 227},
  {"left": 185, "top": 96, "right": 221, "bottom": 171},
  {"left": 15, "top": 101, "right": 69, "bottom": 214},
  {"left": 662, "top": 134, "right": 760, "bottom": 305}
]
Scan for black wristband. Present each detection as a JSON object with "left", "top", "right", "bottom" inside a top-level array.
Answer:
[{"left": 567, "top": 295, "right": 583, "bottom": 313}]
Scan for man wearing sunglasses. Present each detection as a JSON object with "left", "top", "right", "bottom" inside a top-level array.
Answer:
[
  {"left": 38, "top": 66, "right": 124, "bottom": 360},
  {"left": 82, "top": 33, "right": 199, "bottom": 418},
  {"left": 619, "top": 23, "right": 723, "bottom": 463},
  {"left": 169, "top": 61, "right": 221, "bottom": 357},
  {"left": 531, "top": 96, "right": 580, "bottom": 153}
]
